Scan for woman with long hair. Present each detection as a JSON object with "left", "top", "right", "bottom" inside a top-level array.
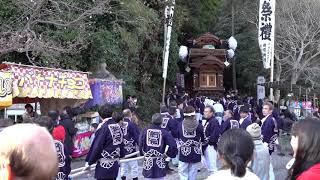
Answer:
[
  {"left": 206, "top": 128, "right": 259, "bottom": 180},
  {"left": 287, "top": 118, "right": 320, "bottom": 180}
]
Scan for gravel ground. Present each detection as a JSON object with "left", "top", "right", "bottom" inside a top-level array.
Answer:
[{"left": 71, "top": 153, "right": 292, "bottom": 180}]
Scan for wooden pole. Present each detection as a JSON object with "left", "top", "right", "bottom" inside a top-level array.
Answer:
[{"left": 162, "top": 0, "right": 175, "bottom": 105}]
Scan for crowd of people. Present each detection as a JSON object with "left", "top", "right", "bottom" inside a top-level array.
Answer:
[{"left": 1, "top": 93, "right": 320, "bottom": 180}]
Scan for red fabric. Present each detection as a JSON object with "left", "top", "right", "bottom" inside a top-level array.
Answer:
[
  {"left": 13, "top": 97, "right": 37, "bottom": 104},
  {"left": 297, "top": 163, "right": 320, "bottom": 180},
  {"left": 52, "top": 125, "right": 66, "bottom": 142}
]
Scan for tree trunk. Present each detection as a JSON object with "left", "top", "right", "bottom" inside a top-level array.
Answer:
[{"left": 291, "top": 71, "right": 300, "bottom": 85}]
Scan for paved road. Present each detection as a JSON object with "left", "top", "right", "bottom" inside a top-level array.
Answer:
[{"left": 71, "top": 154, "right": 292, "bottom": 180}]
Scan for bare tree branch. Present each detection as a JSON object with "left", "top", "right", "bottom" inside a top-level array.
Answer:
[{"left": 0, "top": 0, "right": 112, "bottom": 63}]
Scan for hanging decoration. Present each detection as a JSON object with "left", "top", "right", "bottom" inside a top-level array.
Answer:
[
  {"left": 224, "top": 61, "right": 230, "bottom": 67},
  {"left": 227, "top": 49, "right": 235, "bottom": 59},
  {"left": 179, "top": 45, "right": 188, "bottom": 62},
  {"left": 228, "top": 36, "right": 238, "bottom": 50}
]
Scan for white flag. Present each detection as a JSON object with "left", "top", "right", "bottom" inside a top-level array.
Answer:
[
  {"left": 258, "top": 0, "right": 275, "bottom": 69},
  {"left": 257, "top": 76, "right": 266, "bottom": 101}
]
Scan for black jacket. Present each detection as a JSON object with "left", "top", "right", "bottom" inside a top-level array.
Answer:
[{"left": 59, "top": 116, "right": 77, "bottom": 156}]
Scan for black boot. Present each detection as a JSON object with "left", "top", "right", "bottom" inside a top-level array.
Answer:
[
  {"left": 133, "top": 178, "right": 138, "bottom": 180},
  {"left": 121, "top": 176, "right": 126, "bottom": 180}
]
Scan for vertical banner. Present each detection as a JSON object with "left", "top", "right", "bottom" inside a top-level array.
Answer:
[
  {"left": 176, "top": 73, "right": 185, "bottom": 88},
  {"left": 162, "top": 1, "right": 175, "bottom": 79},
  {"left": 257, "top": 76, "right": 266, "bottom": 101},
  {"left": 258, "top": 0, "right": 275, "bottom": 69},
  {"left": 0, "top": 72, "right": 13, "bottom": 108}
]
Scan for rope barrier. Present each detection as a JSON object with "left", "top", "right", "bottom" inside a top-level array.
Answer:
[{"left": 69, "top": 151, "right": 143, "bottom": 179}]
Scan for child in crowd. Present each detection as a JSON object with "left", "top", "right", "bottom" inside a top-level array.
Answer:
[
  {"left": 89, "top": 123, "right": 98, "bottom": 145},
  {"left": 247, "top": 123, "right": 270, "bottom": 180}
]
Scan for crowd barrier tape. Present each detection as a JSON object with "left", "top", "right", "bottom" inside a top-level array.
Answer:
[{"left": 69, "top": 151, "right": 143, "bottom": 179}]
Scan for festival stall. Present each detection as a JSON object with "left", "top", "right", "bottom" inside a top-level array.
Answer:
[
  {"left": 0, "top": 62, "right": 95, "bottom": 157},
  {"left": 72, "top": 111, "right": 99, "bottom": 158},
  {"left": 0, "top": 71, "right": 13, "bottom": 109},
  {"left": 0, "top": 62, "right": 125, "bottom": 158},
  {"left": 288, "top": 100, "right": 313, "bottom": 120},
  {"left": 0, "top": 62, "right": 93, "bottom": 114}
]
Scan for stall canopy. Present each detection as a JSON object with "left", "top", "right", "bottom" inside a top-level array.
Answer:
[
  {"left": 0, "top": 71, "right": 13, "bottom": 108},
  {"left": 0, "top": 62, "right": 92, "bottom": 111}
]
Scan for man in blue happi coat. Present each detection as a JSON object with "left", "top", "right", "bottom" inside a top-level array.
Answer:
[
  {"left": 86, "top": 106, "right": 125, "bottom": 180},
  {"left": 261, "top": 102, "right": 278, "bottom": 155},
  {"left": 202, "top": 106, "right": 221, "bottom": 175},
  {"left": 120, "top": 109, "right": 140, "bottom": 180},
  {"left": 139, "top": 113, "right": 178, "bottom": 180},
  {"left": 177, "top": 106, "right": 204, "bottom": 180},
  {"left": 239, "top": 105, "right": 252, "bottom": 130}
]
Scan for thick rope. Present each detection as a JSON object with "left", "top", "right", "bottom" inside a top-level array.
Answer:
[{"left": 69, "top": 151, "right": 142, "bottom": 178}]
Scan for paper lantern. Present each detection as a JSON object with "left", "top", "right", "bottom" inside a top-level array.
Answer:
[
  {"left": 227, "top": 49, "right": 235, "bottom": 58},
  {"left": 228, "top": 36, "right": 238, "bottom": 50},
  {"left": 179, "top": 46, "right": 188, "bottom": 62}
]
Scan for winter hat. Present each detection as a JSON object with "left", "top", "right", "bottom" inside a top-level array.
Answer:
[
  {"left": 152, "top": 113, "right": 163, "bottom": 126},
  {"left": 246, "top": 123, "right": 261, "bottom": 140},
  {"left": 183, "top": 106, "right": 199, "bottom": 132},
  {"left": 52, "top": 125, "right": 66, "bottom": 142}
]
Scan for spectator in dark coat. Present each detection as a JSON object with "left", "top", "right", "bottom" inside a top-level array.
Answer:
[
  {"left": 60, "top": 107, "right": 78, "bottom": 176},
  {"left": 60, "top": 107, "right": 78, "bottom": 156}
]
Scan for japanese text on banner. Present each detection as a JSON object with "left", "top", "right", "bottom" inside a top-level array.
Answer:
[{"left": 258, "top": 0, "right": 275, "bottom": 69}]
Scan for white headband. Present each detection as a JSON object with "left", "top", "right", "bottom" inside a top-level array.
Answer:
[{"left": 184, "top": 111, "right": 196, "bottom": 117}]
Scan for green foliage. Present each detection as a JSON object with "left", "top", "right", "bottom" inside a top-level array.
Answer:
[{"left": 176, "top": 0, "right": 222, "bottom": 39}]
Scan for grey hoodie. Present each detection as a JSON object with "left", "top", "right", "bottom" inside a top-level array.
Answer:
[{"left": 251, "top": 140, "right": 270, "bottom": 180}]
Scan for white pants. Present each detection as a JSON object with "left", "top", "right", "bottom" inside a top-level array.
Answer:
[
  {"left": 269, "top": 162, "right": 275, "bottom": 180},
  {"left": 172, "top": 154, "right": 179, "bottom": 166},
  {"left": 120, "top": 160, "right": 139, "bottom": 178},
  {"left": 178, "top": 161, "right": 199, "bottom": 180},
  {"left": 204, "top": 145, "right": 218, "bottom": 175},
  {"left": 145, "top": 178, "right": 165, "bottom": 180}
]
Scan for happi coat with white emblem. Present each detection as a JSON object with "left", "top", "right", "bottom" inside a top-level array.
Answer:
[
  {"left": 86, "top": 118, "right": 125, "bottom": 179},
  {"left": 139, "top": 124, "right": 178, "bottom": 179}
]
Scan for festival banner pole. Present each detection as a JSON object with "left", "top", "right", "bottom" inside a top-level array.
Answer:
[
  {"left": 162, "top": 0, "right": 175, "bottom": 105},
  {"left": 258, "top": 0, "right": 276, "bottom": 101}
]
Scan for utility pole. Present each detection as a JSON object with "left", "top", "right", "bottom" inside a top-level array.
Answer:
[{"left": 231, "top": 0, "right": 237, "bottom": 91}]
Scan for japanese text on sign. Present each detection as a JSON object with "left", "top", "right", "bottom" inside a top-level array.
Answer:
[
  {"left": 6, "top": 64, "right": 92, "bottom": 99},
  {"left": 258, "top": 0, "right": 275, "bottom": 69}
]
